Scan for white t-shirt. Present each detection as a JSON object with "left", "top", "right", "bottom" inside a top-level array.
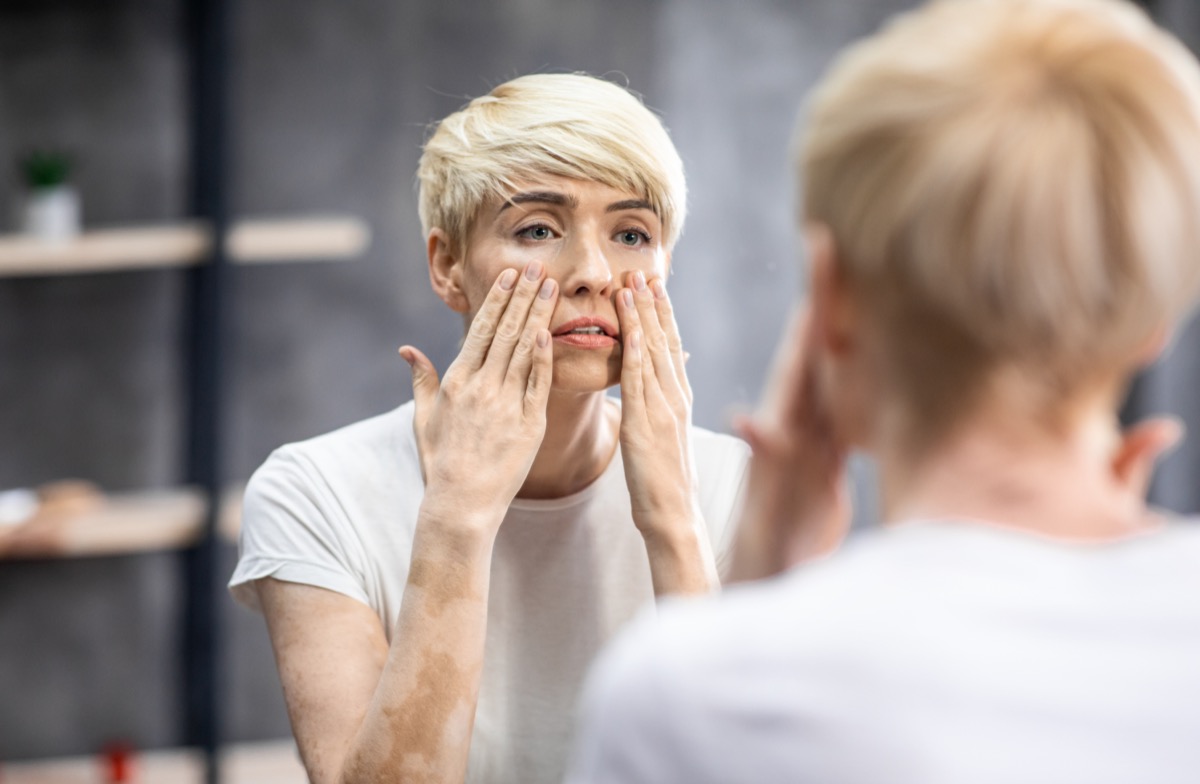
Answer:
[
  {"left": 228, "top": 400, "right": 749, "bottom": 784},
  {"left": 567, "top": 520, "right": 1200, "bottom": 784}
]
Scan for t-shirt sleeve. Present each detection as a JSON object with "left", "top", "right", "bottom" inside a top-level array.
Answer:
[{"left": 228, "top": 446, "right": 371, "bottom": 612}]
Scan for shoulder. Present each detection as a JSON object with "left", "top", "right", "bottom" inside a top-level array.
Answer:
[
  {"left": 248, "top": 402, "right": 418, "bottom": 498},
  {"left": 266, "top": 402, "right": 416, "bottom": 474}
]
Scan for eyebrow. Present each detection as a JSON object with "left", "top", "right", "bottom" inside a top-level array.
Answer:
[
  {"left": 498, "top": 191, "right": 579, "bottom": 213},
  {"left": 606, "top": 199, "right": 654, "bottom": 214}
]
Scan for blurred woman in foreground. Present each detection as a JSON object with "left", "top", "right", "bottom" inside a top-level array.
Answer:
[{"left": 568, "top": 1, "right": 1200, "bottom": 781}]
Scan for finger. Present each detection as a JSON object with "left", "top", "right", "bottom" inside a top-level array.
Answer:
[
  {"left": 761, "top": 306, "right": 816, "bottom": 429},
  {"left": 732, "top": 413, "right": 772, "bottom": 456},
  {"left": 507, "top": 277, "right": 558, "bottom": 388},
  {"left": 483, "top": 260, "right": 547, "bottom": 378},
  {"left": 650, "top": 277, "right": 690, "bottom": 398},
  {"left": 1112, "top": 416, "right": 1184, "bottom": 499},
  {"left": 459, "top": 268, "right": 519, "bottom": 370},
  {"left": 523, "top": 329, "right": 554, "bottom": 418},
  {"left": 628, "top": 271, "right": 683, "bottom": 400},
  {"left": 619, "top": 291, "right": 646, "bottom": 416}
]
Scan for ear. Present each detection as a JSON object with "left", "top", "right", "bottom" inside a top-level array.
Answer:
[
  {"left": 804, "top": 222, "right": 856, "bottom": 358},
  {"left": 427, "top": 228, "right": 470, "bottom": 313}
]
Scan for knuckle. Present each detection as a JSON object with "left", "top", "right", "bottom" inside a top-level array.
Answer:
[{"left": 495, "top": 320, "right": 522, "bottom": 342}]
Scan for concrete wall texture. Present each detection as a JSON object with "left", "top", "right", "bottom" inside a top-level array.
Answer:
[{"left": 0, "top": 0, "right": 1195, "bottom": 760}]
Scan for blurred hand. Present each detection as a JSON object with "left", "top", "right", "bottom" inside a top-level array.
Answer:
[{"left": 727, "top": 306, "right": 851, "bottom": 583}]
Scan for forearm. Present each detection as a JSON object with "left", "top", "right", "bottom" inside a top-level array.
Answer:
[
  {"left": 338, "top": 506, "right": 497, "bottom": 784},
  {"left": 640, "top": 505, "right": 719, "bottom": 597}
]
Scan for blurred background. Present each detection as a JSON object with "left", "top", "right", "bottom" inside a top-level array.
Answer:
[{"left": 0, "top": 0, "right": 1196, "bottom": 777}]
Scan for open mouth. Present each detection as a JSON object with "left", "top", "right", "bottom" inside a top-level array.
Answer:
[{"left": 552, "top": 317, "right": 620, "bottom": 347}]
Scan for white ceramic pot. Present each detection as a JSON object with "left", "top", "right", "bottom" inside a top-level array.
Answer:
[{"left": 21, "top": 184, "right": 81, "bottom": 241}]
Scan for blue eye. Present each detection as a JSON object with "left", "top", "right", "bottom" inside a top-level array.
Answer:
[
  {"left": 518, "top": 225, "right": 555, "bottom": 241},
  {"left": 618, "top": 230, "right": 649, "bottom": 247}
]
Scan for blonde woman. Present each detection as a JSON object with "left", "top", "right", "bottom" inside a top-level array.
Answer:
[
  {"left": 228, "top": 74, "right": 747, "bottom": 784},
  {"left": 568, "top": 1, "right": 1200, "bottom": 782}
]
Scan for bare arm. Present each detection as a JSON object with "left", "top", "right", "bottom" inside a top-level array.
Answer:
[
  {"left": 258, "top": 519, "right": 493, "bottom": 783},
  {"left": 258, "top": 261, "right": 557, "bottom": 784}
]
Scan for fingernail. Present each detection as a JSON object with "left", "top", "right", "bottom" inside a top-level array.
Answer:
[
  {"left": 398, "top": 347, "right": 414, "bottom": 366},
  {"left": 621, "top": 289, "right": 634, "bottom": 308},
  {"left": 499, "top": 269, "right": 518, "bottom": 290},
  {"left": 539, "top": 279, "right": 555, "bottom": 299},
  {"left": 633, "top": 271, "right": 647, "bottom": 292},
  {"left": 537, "top": 330, "right": 550, "bottom": 348},
  {"left": 651, "top": 279, "right": 666, "bottom": 300},
  {"left": 525, "top": 260, "right": 543, "bottom": 281}
]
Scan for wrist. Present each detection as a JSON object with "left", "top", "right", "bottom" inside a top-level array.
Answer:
[
  {"left": 638, "top": 504, "right": 704, "bottom": 554},
  {"left": 418, "top": 492, "right": 505, "bottom": 547}
]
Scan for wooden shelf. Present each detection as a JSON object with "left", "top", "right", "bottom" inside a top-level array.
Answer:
[
  {"left": 0, "top": 485, "right": 247, "bottom": 560},
  {"left": 1, "top": 739, "right": 307, "bottom": 784},
  {"left": 0, "top": 215, "right": 370, "bottom": 277},
  {"left": 0, "top": 488, "right": 206, "bottom": 559}
]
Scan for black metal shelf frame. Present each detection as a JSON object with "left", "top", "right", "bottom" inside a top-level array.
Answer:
[{"left": 181, "top": 0, "right": 230, "bottom": 782}]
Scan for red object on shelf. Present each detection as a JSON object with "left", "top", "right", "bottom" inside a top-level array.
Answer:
[{"left": 102, "top": 742, "right": 135, "bottom": 782}]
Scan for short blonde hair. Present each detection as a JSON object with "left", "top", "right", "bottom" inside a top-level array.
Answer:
[
  {"left": 418, "top": 73, "right": 687, "bottom": 251},
  {"left": 799, "top": 0, "right": 1200, "bottom": 416}
]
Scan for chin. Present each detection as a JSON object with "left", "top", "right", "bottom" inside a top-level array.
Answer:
[{"left": 548, "top": 351, "right": 621, "bottom": 393}]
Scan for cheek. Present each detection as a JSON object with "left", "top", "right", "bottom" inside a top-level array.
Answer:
[
  {"left": 463, "top": 243, "right": 562, "bottom": 302},
  {"left": 611, "top": 245, "right": 669, "bottom": 283}
]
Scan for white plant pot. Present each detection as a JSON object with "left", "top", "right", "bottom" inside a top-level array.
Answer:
[{"left": 21, "top": 184, "right": 81, "bottom": 241}]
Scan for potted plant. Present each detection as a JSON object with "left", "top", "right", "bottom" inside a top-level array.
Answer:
[{"left": 18, "top": 149, "right": 81, "bottom": 241}]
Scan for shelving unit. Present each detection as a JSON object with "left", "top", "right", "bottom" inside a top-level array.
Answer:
[
  {"left": 1, "top": 1, "right": 367, "bottom": 781},
  {"left": 0, "top": 216, "right": 368, "bottom": 277},
  {"left": 1, "top": 739, "right": 307, "bottom": 784},
  {"left": 0, "top": 486, "right": 247, "bottom": 559}
]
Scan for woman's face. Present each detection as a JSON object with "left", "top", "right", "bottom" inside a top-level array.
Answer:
[{"left": 455, "top": 174, "right": 669, "bottom": 392}]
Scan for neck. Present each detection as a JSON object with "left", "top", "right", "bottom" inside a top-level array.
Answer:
[
  {"left": 518, "top": 389, "right": 618, "bottom": 500},
  {"left": 881, "top": 397, "right": 1157, "bottom": 541}
]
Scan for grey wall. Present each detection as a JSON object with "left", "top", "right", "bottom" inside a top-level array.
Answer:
[{"left": 1, "top": 0, "right": 1196, "bottom": 761}]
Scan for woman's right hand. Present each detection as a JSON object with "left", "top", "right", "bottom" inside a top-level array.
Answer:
[{"left": 399, "top": 261, "right": 558, "bottom": 534}]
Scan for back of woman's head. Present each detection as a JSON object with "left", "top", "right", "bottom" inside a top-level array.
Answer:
[{"left": 799, "top": 0, "right": 1200, "bottom": 426}]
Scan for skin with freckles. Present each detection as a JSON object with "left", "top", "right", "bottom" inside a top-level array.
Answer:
[{"left": 257, "top": 174, "right": 715, "bottom": 784}]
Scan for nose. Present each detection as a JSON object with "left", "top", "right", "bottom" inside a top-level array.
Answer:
[{"left": 555, "top": 232, "right": 614, "bottom": 299}]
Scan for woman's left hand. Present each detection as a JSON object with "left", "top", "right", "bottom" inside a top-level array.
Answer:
[{"left": 616, "top": 271, "right": 716, "bottom": 595}]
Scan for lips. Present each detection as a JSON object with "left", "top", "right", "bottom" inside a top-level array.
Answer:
[{"left": 552, "top": 316, "right": 620, "bottom": 349}]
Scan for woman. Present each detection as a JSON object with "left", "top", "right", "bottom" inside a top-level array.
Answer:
[
  {"left": 568, "top": 1, "right": 1200, "bottom": 782},
  {"left": 228, "top": 73, "right": 748, "bottom": 784}
]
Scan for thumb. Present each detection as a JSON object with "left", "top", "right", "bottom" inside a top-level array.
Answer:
[
  {"left": 1112, "top": 416, "right": 1184, "bottom": 499},
  {"left": 399, "top": 345, "right": 440, "bottom": 404},
  {"left": 399, "top": 346, "right": 440, "bottom": 481}
]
